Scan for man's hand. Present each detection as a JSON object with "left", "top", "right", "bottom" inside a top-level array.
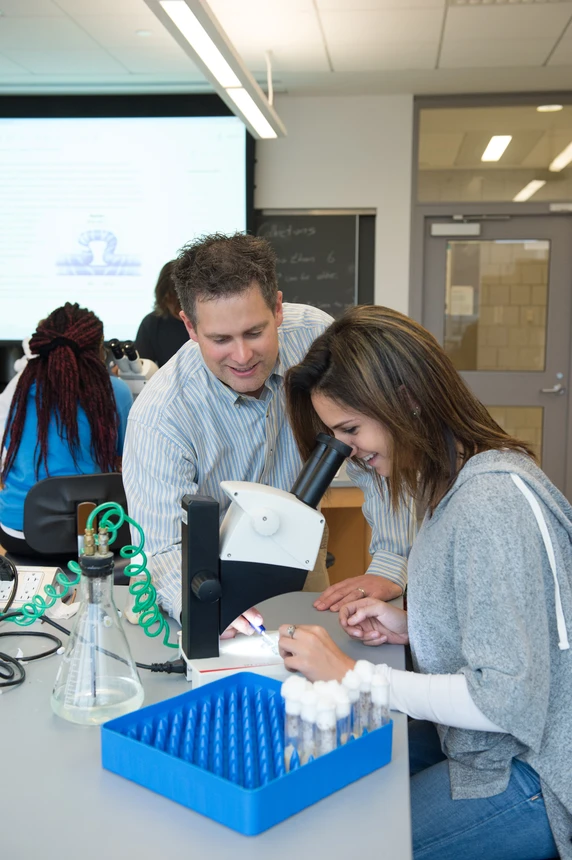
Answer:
[
  {"left": 339, "top": 598, "right": 409, "bottom": 646},
  {"left": 221, "top": 607, "right": 264, "bottom": 639},
  {"left": 314, "top": 574, "right": 402, "bottom": 612},
  {"left": 277, "top": 624, "right": 355, "bottom": 682}
]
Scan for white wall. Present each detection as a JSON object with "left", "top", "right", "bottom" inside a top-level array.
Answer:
[{"left": 255, "top": 94, "right": 414, "bottom": 314}]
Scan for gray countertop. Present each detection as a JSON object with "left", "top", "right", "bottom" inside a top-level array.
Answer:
[{"left": 1, "top": 589, "right": 411, "bottom": 860}]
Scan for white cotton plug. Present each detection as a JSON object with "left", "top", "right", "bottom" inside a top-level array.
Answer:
[
  {"left": 342, "top": 669, "right": 360, "bottom": 702},
  {"left": 373, "top": 663, "right": 392, "bottom": 683},
  {"left": 300, "top": 688, "right": 318, "bottom": 722},
  {"left": 281, "top": 674, "right": 307, "bottom": 701},
  {"left": 334, "top": 686, "right": 350, "bottom": 719},
  {"left": 354, "top": 660, "right": 374, "bottom": 681}
]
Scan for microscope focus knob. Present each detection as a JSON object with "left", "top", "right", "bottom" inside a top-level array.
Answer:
[
  {"left": 250, "top": 507, "right": 280, "bottom": 536},
  {"left": 191, "top": 571, "right": 222, "bottom": 603}
]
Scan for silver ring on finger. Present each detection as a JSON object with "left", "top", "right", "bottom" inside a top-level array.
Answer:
[
  {"left": 286, "top": 624, "right": 296, "bottom": 639},
  {"left": 356, "top": 587, "right": 366, "bottom": 598}
]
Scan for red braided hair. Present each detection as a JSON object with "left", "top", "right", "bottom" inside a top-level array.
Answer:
[{"left": 1, "top": 303, "right": 119, "bottom": 481}]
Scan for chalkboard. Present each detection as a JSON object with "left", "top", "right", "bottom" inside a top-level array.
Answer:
[{"left": 254, "top": 213, "right": 374, "bottom": 319}]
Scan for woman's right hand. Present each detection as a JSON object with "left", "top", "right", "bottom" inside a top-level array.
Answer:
[{"left": 339, "top": 598, "right": 409, "bottom": 646}]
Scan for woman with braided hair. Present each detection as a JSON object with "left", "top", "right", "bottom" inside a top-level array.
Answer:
[{"left": 0, "top": 303, "right": 132, "bottom": 555}]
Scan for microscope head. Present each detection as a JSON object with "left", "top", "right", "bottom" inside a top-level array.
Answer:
[
  {"left": 219, "top": 434, "right": 352, "bottom": 572},
  {"left": 106, "top": 339, "right": 158, "bottom": 397},
  {"left": 180, "top": 434, "right": 352, "bottom": 668}
]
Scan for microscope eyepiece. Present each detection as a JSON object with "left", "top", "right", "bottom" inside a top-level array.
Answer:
[
  {"left": 107, "top": 339, "right": 125, "bottom": 360},
  {"left": 290, "top": 433, "right": 352, "bottom": 509},
  {"left": 123, "top": 340, "right": 138, "bottom": 362}
]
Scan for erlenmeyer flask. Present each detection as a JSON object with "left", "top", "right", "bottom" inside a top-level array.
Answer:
[{"left": 51, "top": 550, "right": 144, "bottom": 726}]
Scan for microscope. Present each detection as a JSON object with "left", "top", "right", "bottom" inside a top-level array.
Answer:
[
  {"left": 106, "top": 339, "right": 158, "bottom": 398},
  {"left": 179, "top": 433, "right": 351, "bottom": 685}
]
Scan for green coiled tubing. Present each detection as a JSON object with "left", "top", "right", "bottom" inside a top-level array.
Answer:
[{"left": 6, "top": 502, "right": 178, "bottom": 649}]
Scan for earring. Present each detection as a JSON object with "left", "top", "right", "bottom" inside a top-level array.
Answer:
[{"left": 412, "top": 409, "right": 419, "bottom": 418}]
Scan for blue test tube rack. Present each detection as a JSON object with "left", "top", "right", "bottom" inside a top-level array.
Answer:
[{"left": 101, "top": 672, "right": 393, "bottom": 835}]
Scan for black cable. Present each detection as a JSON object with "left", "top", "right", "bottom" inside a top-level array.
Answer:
[
  {"left": 0, "top": 630, "right": 62, "bottom": 691},
  {"left": 39, "top": 616, "right": 70, "bottom": 637},
  {"left": 39, "top": 615, "right": 185, "bottom": 673},
  {"left": 0, "top": 630, "right": 62, "bottom": 661},
  {"left": 0, "top": 555, "right": 18, "bottom": 617},
  {"left": 0, "top": 651, "right": 25, "bottom": 688}
]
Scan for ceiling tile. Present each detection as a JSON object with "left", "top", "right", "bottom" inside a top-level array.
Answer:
[
  {"left": 210, "top": 7, "right": 330, "bottom": 72},
  {"left": 54, "top": 0, "right": 150, "bottom": 13},
  {"left": 547, "top": 37, "right": 572, "bottom": 66},
  {"left": 0, "top": 0, "right": 64, "bottom": 15},
  {"left": 107, "top": 46, "right": 202, "bottom": 75},
  {"left": 444, "top": 5, "right": 572, "bottom": 41},
  {"left": 71, "top": 14, "right": 175, "bottom": 47},
  {"left": 440, "top": 38, "right": 555, "bottom": 68},
  {"left": 522, "top": 129, "right": 572, "bottom": 168},
  {"left": 245, "top": 47, "right": 330, "bottom": 73},
  {"left": 453, "top": 129, "right": 545, "bottom": 167},
  {"left": 419, "top": 132, "right": 464, "bottom": 168},
  {"left": 329, "top": 40, "right": 438, "bottom": 70},
  {"left": 0, "top": 17, "right": 100, "bottom": 49},
  {"left": 210, "top": 0, "right": 314, "bottom": 14},
  {"left": 0, "top": 53, "right": 34, "bottom": 73},
  {"left": 320, "top": 8, "right": 444, "bottom": 43},
  {"left": 317, "top": 0, "right": 444, "bottom": 7},
  {"left": 0, "top": 49, "right": 130, "bottom": 74}
]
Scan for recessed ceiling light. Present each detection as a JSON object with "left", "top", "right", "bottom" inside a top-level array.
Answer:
[
  {"left": 481, "top": 135, "right": 512, "bottom": 162},
  {"left": 549, "top": 141, "right": 572, "bottom": 172},
  {"left": 136, "top": 29, "right": 152, "bottom": 37},
  {"left": 513, "top": 179, "right": 546, "bottom": 202},
  {"left": 537, "top": 104, "right": 564, "bottom": 113}
]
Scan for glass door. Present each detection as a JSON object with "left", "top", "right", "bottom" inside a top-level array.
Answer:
[{"left": 423, "top": 215, "right": 572, "bottom": 490}]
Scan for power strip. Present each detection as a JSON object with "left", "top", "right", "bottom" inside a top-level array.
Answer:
[{"left": 0, "top": 566, "right": 61, "bottom": 611}]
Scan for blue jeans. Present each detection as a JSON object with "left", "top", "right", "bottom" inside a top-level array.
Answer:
[{"left": 409, "top": 721, "right": 558, "bottom": 860}]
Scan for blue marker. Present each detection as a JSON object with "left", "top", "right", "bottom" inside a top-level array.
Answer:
[{"left": 249, "top": 621, "right": 280, "bottom": 655}]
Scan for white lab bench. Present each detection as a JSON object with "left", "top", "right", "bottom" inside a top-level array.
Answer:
[{"left": 1, "top": 589, "right": 412, "bottom": 860}]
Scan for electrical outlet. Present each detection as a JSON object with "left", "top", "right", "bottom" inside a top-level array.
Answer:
[{"left": 0, "top": 566, "right": 61, "bottom": 611}]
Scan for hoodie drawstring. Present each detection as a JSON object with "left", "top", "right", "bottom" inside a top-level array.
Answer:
[{"left": 511, "top": 473, "right": 570, "bottom": 651}]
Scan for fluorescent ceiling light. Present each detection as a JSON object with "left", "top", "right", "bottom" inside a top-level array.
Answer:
[
  {"left": 149, "top": 0, "right": 286, "bottom": 139},
  {"left": 513, "top": 180, "right": 546, "bottom": 202},
  {"left": 549, "top": 142, "right": 572, "bottom": 172},
  {"left": 226, "top": 88, "right": 277, "bottom": 139},
  {"left": 537, "top": 104, "right": 563, "bottom": 113},
  {"left": 481, "top": 135, "right": 512, "bottom": 162},
  {"left": 160, "top": 0, "right": 240, "bottom": 88}
]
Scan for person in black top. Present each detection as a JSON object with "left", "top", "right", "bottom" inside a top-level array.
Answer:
[{"left": 134, "top": 261, "right": 189, "bottom": 367}]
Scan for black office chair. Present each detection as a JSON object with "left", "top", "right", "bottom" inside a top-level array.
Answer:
[{"left": 6, "top": 473, "right": 132, "bottom": 584}]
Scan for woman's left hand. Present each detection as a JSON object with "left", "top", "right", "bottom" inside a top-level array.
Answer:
[{"left": 278, "top": 624, "right": 355, "bottom": 682}]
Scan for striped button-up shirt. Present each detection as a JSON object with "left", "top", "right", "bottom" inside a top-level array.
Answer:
[{"left": 123, "top": 303, "right": 415, "bottom": 619}]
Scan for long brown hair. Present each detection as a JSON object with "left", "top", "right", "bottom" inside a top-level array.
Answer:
[
  {"left": 285, "top": 305, "right": 535, "bottom": 511},
  {"left": 153, "top": 261, "right": 181, "bottom": 318},
  {"left": 1, "top": 303, "right": 119, "bottom": 481}
]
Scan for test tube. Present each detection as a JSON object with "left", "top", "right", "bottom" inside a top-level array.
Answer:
[
  {"left": 371, "top": 675, "right": 390, "bottom": 729},
  {"left": 281, "top": 676, "right": 306, "bottom": 772},
  {"left": 342, "top": 670, "right": 361, "bottom": 739},
  {"left": 355, "top": 660, "right": 374, "bottom": 736},
  {"left": 315, "top": 696, "right": 337, "bottom": 758},
  {"left": 299, "top": 689, "right": 318, "bottom": 764},
  {"left": 334, "top": 686, "right": 351, "bottom": 746}
]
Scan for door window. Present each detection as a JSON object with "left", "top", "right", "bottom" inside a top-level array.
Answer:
[{"left": 445, "top": 239, "right": 549, "bottom": 372}]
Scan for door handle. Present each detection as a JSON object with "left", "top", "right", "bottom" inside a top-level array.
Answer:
[{"left": 540, "top": 383, "right": 566, "bottom": 395}]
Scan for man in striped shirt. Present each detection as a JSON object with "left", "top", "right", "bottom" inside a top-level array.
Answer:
[{"left": 123, "top": 233, "right": 415, "bottom": 630}]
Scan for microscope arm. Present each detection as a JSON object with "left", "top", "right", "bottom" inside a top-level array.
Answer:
[{"left": 219, "top": 481, "right": 325, "bottom": 571}]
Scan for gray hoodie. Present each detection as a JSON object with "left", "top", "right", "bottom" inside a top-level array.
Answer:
[{"left": 407, "top": 450, "right": 572, "bottom": 859}]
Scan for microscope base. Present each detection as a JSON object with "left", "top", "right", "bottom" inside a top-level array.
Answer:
[{"left": 180, "top": 630, "right": 289, "bottom": 688}]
